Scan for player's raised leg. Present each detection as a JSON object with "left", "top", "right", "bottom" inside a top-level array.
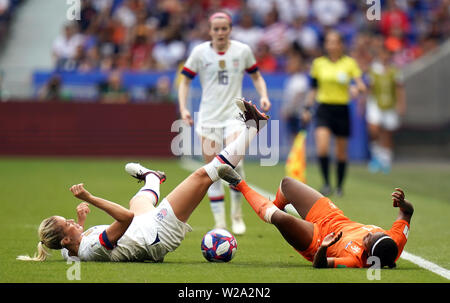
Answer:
[
  {"left": 125, "top": 163, "right": 166, "bottom": 216},
  {"left": 201, "top": 137, "right": 227, "bottom": 229},
  {"left": 167, "top": 98, "right": 269, "bottom": 223},
  {"left": 225, "top": 130, "right": 246, "bottom": 235},
  {"left": 218, "top": 165, "right": 315, "bottom": 251},
  {"left": 275, "top": 177, "right": 323, "bottom": 219}
]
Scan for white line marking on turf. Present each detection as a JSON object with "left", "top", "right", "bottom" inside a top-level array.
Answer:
[
  {"left": 179, "top": 157, "right": 450, "bottom": 280},
  {"left": 400, "top": 251, "right": 450, "bottom": 280}
]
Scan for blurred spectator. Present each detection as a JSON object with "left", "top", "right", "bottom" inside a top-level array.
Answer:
[
  {"left": 255, "top": 42, "right": 278, "bottom": 73},
  {"left": 380, "top": 0, "right": 411, "bottom": 38},
  {"left": 52, "top": 22, "right": 85, "bottom": 71},
  {"left": 280, "top": 52, "right": 309, "bottom": 142},
  {"left": 258, "top": 7, "right": 289, "bottom": 56},
  {"left": 433, "top": 0, "right": 450, "bottom": 39},
  {"left": 79, "top": 46, "right": 101, "bottom": 72},
  {"left": 129, "top": 11, "right": 156, "bottom": 70},
  {"left": 286, "top": 16, "right": 320, "bottom": 58},
  {"left": 43, "top": 0, "right": 449, "bottom": 76},
  {"left": 152, "top": 25, "right": 186, "bottom": 70},
  {"left": 312, "top": 0, "right": 348, "bottom": 27},
  {"left": 246, "top": 0, "right": 275, "bottom": 24},
  {"left": 77, "top": 0, "right": 99, "bottom": 33},
  {"left": 38, "top": 74, "right": 65, "bottom": 101},
  {"left": 350, "top": 32, "right": 374, "bottom": 74},
  {"left": 113, "top": 0, "right": 137, "bottom": 29},
  {"left": 148, "top": 75, "right": 175, "bottom": 103},
  {"left": 99, "top": 71, "right": 129, "bottom": 104},
  {"left": 0, "top": 0, "right": 10, "bottom": 20},
  {"left": 274, "top": 0, "right": 309, "bottom": 24},
  {"left": 184, "top": 19, "right": 209, "bottom": 54},
  {"left": 0, "top": 69, "right": 4, "bottom": 100},
  {"left": 366, "top": 47, "right": 406, "bottom": 174},
  {"left": 231, "top": 10, "right": 263, "bottom": 51}
]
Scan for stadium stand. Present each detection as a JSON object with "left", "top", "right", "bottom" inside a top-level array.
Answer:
[
  {"left": 0, "top": 0, "right": 25, "bottom": 50},
  {"left": 0, "top": 0, "right": 449, "bottom": 160}
]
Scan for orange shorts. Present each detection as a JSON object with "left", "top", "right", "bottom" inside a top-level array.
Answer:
[{"left": 297, "top": 197, "right": 348, "bottom": 262}]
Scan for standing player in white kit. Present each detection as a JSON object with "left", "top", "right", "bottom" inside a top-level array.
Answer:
[{"left": 178, "top": 11, "right": 271, "bottom": 234}]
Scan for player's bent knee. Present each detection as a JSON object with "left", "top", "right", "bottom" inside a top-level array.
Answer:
[
  {"left": 280, "top": 177, "right": 297, "bottom": 193},
  {"left": 193, "top": 167, "right": 211, "bottom": 184}
]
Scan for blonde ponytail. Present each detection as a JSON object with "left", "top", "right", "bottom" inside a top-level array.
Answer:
[
  {"left": 17, "top": 241, "right": 50, "bottom": 261},
  {"left": 17, "top": 216, "right": 64, "bottom": 262}
]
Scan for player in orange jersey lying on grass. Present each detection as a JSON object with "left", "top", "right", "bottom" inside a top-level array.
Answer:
[{"left": 218, "top": 166, "right": 413, "bottom": 268}]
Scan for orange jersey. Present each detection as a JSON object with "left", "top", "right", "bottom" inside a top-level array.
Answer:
[{"left": 299, "top": 197, "right": 410, "bottom": 268}]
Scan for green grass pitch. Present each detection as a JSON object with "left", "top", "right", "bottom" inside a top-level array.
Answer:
[{"left": 0, "top": 157, "right": 449, "bottom": 283}]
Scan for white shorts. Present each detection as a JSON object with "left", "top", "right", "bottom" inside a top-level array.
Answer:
[
  {"left": 106, "top": 199, "right": 192, "bottom": 262},
  {"left": 152, "top": 198, "right": 192, "bottom": 255},
  {"left": 366, "top": 97, "right": 400, "bottom": 131},
  {"left": 195, "top": 120, "right": 246, "bottom": 144}
]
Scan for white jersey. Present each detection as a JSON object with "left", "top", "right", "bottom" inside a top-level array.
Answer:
[
  {"left": 61, "top": 199, "right": 192, "bottom": 262},
  {"left": 182, "top": 40, "right": 259, "bottom": 128}
]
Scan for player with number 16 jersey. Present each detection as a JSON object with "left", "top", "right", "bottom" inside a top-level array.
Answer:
[
  {"left": 178, "top": 12, "right": 271, "bottom": 235},
  {"left": 181, "top": 39, "right": 259, "bottom": 129}
]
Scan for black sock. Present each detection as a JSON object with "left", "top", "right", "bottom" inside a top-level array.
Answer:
[
  {"left": 337, "top": 161, "right": 347, "bottom": 189},
  {"left": 318, "top": 156, "right": 330, "bottom": 186}
]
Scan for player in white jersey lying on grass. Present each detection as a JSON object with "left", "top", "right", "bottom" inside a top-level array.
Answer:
[{"left": 17, "top": 99, "right": 268, "bottom": 262}]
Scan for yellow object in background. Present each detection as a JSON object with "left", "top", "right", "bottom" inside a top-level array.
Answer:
[{"left": 285, "top": 131, "right": 307, "bottom": 183}]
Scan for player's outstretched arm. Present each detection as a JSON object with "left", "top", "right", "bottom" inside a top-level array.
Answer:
[
  {"left": 178, "top": 76, "right": 194, "bottom": 126},
  {"left": 313, "top": 231, "right": 342, "bottom": 268},
  {"left": 249, "top": 71, "right": 271, "bottom": 111},
  {"left": 392, "top": 188, "right": 414, "bottom": 224},
  {"left": 70, "top": 183, "right": 134, "bottom": 246}
]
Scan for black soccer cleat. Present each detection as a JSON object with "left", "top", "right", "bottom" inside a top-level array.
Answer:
[
  {"left": 235, "top": 97, "right": 269, "bottom": 131},
  {"left": 125, "top": 163, "right": 166, "bottom": 184}
]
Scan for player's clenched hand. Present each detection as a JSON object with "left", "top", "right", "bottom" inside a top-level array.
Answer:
[
  {"left": 392, "top": 188, "right": 406, "bottom": 208},
  {"left": 70, "top": 183, "right": 93, "bottom": 202},
  {"left": 180, "top": 108, "right": 193, "bottom": 126},
  {"left": 76, "top": 202, "right": 90, "bottom": 218},
  {"left": 260, "top": 97, "right": 271, "bottom": 112},
  {"left": 321, "top": 231, "right": 342, "bottom": 248}
]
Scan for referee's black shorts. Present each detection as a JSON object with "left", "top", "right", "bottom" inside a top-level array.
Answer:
[{"left": 315, "top": 103, "right": 350, "bottom": 137}]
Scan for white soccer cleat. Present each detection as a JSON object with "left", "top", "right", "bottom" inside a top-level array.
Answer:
[
  {"left": 231, "top": 215, "right": 246, "bottom": 235},
  {"left": 125, "top": 162, "right": 166, "bottom": 184}
]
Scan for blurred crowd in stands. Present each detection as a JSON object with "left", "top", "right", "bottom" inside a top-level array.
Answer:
[
  {"left": 0, "top": 0, "right": 23, "bottom": 48},
  {"left": 51, "top": 0, "right": 449, "bottom": 75}
]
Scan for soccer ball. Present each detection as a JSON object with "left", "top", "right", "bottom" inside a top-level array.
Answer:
[{"left": 201, "top": 228, "right": 237, "bottom": 262}]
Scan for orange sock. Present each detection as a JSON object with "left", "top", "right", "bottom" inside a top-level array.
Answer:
[
  {"left": 236, "top": 180, "right": 278, "bottom": 223},
  {"left": 272, "top": 186, "right": 289, "bottom": 210}
]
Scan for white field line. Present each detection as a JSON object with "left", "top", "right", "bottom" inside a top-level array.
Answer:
[
  {"left": 179, "top": 157, "right": 450, "bottom": 280},
  {"left": 400, "top": 251, "right": 450, "bottom": 280}
]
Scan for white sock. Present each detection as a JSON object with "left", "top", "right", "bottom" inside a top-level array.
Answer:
[
  {"left": 379, "top": 147, "right": 393, "bottom": 168},
  {"left": 230, "top": 161, "right": 244, "bottom": 218},
  {"left": 370, "top": 142, "right": 382, "bottom": 161},
  {"left": 219, "top": 127, "right": 257, "bottom": 168},
  {"left": 132, "top": 173, "right": 160, "bottom": 206},
  {"left": 208, "top": 180, "right": 226, "bottom": 228},
  {"left": 203, "top": 127, "right": 257, "bottom": 182},
  {"left": 204, "top": 157, "right": 221, "bottom": 182}
]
